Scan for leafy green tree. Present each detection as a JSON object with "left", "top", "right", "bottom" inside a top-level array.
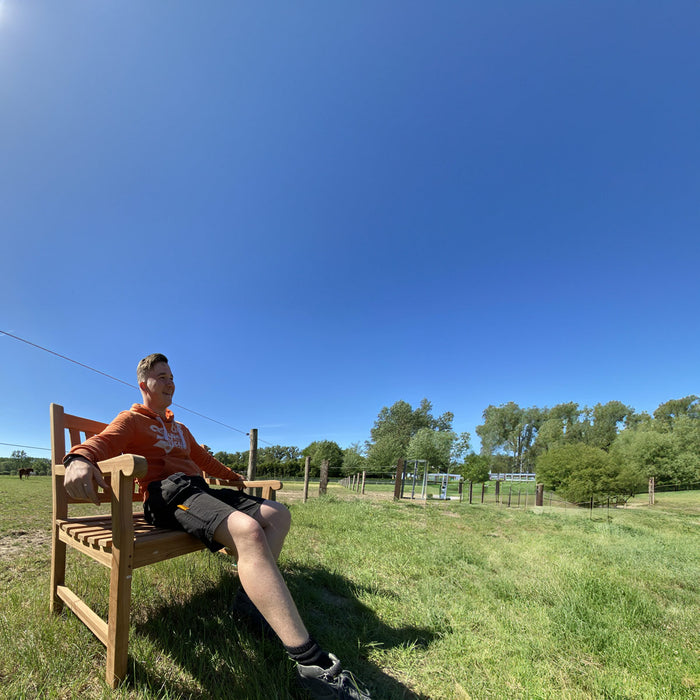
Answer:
[
  {"left": 476, "top": 403, "right": 544, "bottom": 472},
  {"left": 609, "top": 395, "right": 700, "bottom": 487},
  {"left": 611, "top": 428, "right": 697, "bottom": 485},
  {"left": 534, "top": 417, "right": 565, "bottom": 454},
  {"left": 341, "top": 443, "right": 366, "bottom": 476},
  {"left": 625, "top": 410, "right": 653, "bottom": 431},
  {"left": 460, "top": 454, "right": 490, "bottom": 483},
  {"left": 653, "top": 395, "right": 700, "bottom": 430},
  {"left": 215, "top": 445, "right": 304, "bottom": 477},
  {"left": 406, "top": 428, "right": 455, "bottom": 471},
  {"left": 34, "top": 457, "right": 51, "bottom": 475},
  {"left": 670, "top": 415, "right": 700, "bottom": 461},
  {"left": 364, "top": 438, "right": 403, "bottom": 469},
  {"left": 1, "top": 455, "right": 50, "bottom": 476},
  {"left": 533, "top": 403, "right": 583, "bottom": 454},
  {"left": 214, "top": 450, "right": 248, "bottom": 470},
  {"left": 549, "top": 402, "right": 583, "bottom": 436},
  {"left": 450, "top": 432, "right": 471, "bottom": 466},
  {"left": 611, "top": 429, "right": 674, "bottom": 481},
  {"left": 433, "top": 411, "right": 455, "bottom": 432},
  {"left": 487, "top": 454, "right": 512, "bottom": 474},
  {"left": 531, "top": 401, "right": 635, "bottom": 456},
  {"left": 366, "top": 399, "right": 453, "bottom": 466},
  {"left": 536, "top": 443, "right": 631, "bottom": 503},
  {"left": 303, "top": 440, "right": 343, "bottom": 477},
  {"left": 586, "top": 401, "right": 636, "bottom": 450},
  {"left": 256, "top": 445, "right": 303, "bottom": 477},
  {"left": 1, "top": 457, "right": 14, "bottom": 474},
  {"left": 12, "top": 450, "right": 30, "bottom": 475}
]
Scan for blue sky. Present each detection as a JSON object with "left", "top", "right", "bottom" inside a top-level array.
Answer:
[{"left": 1, "top": 2, "right": 699, "bottom": 460}]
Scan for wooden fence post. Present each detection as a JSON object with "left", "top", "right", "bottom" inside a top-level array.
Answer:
[
  {"left": 247, "top": 428, "right": 260, "bottom": 497},
  {"left": 536, "top": 483, "right": 544, "bottom": 507},
  {"left": 303, "top": 456, "right": 310, "bottom": 503},
  {"left": 648, "top": 477, "right": 655, "bottom": 506},
  {"left": 319, "top": 459, "right": 329, "bottom": 496},
  {"left": 361, "top": 470, "right": 366, "bottom": 495},
  {"left": 495, "top": 480, "right": 501, "bottom": 504},
  {"left": 393, "top": 458, "right": 404, "bottom": 501}
]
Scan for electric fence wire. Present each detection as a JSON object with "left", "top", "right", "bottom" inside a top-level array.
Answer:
[
  {"left": 0, "top": 442, "right": 51, "bottom": 452},
  {"left": 0, "top": 330, "right": 274, "bottom": 447}
]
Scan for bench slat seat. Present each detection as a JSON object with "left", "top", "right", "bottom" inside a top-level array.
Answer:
[
  {"left": 49, "top": 402, "right": 282, "bottom": 688},
  {"left": 56, "top": 514, "right": 229, "bottom": 567}
]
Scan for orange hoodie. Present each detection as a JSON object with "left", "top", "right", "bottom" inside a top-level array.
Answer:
[{"left": 68, "top": 403, "right": 241, "bottom": 498}]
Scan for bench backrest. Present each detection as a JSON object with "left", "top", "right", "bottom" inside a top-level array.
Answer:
[{"left": 51, "top": 403, "right": 141, "bottom": 509}]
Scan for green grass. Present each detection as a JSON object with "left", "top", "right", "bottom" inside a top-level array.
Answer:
[{"left": 0, "top": 476, "right": 698, "bottom": 699}]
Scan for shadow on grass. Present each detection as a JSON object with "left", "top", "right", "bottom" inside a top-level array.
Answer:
[{"left": 131, "top": 560, "right": 432, "bottom": 699}]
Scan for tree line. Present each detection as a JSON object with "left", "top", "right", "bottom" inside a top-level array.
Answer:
[
  {"left": 216, "top": 398, "right": 471, "bottom": 480},
  {"left": 4, "top": 395, "right": 698, "bottom": 505},
  {"left": 475, "top": 396, "right": 700, "bottom": 503},
  {"left": 0, "top": 450, "right": 51, "bottom": 475},
  {"left": 217, "top": 395, "right": 699, "bottom": 505}
]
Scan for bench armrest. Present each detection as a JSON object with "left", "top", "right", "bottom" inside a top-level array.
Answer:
[
  {"left": 54, "top": 454, "right": 148, "bottom": 479},
  {"left": 204, "top": 477, "right": 283, "bottom": 501},
  {"left": 205, "top": 477, "right": 282, "bottom": 490},
  {"left": 97, "top": 454, "right": 149, "bottom": 478}
]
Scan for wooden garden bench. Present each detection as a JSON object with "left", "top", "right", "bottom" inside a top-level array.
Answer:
[{"left": 49, "top": 403, "right": 282, "bottom": 688}]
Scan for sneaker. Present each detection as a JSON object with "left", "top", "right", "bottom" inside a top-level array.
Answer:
[{"left": 297, "top": 653, "right": 372, "bottom": 699}]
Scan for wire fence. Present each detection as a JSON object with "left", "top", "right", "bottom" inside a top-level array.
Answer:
[{"left": 339, "top": 472, "right": 700, "bottom": 510}]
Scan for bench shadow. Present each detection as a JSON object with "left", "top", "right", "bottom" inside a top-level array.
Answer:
[{"left": 131, "top": 557, "right": 432, "bottom": 699}]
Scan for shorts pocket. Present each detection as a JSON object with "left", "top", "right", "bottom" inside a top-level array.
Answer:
[{"left": 144, "top": 473, "right": 201, "bottom": 527}]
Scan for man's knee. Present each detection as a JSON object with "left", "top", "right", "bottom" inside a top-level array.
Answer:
[
  {"left": 221, "top": 511, "right": 267, "bottom": 549},
  {"left": 262, "top": 500, "right": 291, "bottom": 532}
]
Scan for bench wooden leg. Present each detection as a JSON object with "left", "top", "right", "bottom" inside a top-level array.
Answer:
[
  {"left": 50, "top": 526, "right": 66, "bottom": 614},
  {"left": 105, "top": 547, "right": 134, "bottom": 688}
]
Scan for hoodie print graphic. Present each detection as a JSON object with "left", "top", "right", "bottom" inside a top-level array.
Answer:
[{"left": 149, "top": 417, "right": 187, "bottom": 454}]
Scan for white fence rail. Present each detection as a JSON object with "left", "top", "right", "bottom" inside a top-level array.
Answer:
[{"left": 489, "top": 472, "right": 536, "bottom": 481}]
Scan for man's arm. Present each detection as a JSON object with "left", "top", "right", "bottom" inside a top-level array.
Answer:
[
  {"left": 64, "top": 456, "right": 110, "bottom": 505},
  {"left": 62, "top": 411, "right": 135, "bottom": 504},
  {"left": 183, "top": 426, "right": 247, "bottom": 487}
]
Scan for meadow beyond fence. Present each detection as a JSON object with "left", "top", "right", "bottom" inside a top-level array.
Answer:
[{"left": 1, "top": 475, "right": 698, "bottom": 699}]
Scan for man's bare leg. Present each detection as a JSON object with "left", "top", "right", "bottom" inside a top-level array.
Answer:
[
  {"left": 215, "top": 509, "right": 373, "bottom": 698},
  {"left": 254, "top": 500, "right": 291, "bottom": 561},
  {"left": 213, "top": 510, "right": 308, "bottom": 647}
]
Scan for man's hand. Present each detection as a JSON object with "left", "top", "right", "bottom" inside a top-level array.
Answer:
[{"left": 64, "top": 457, "right": 110, "bottom": 505}]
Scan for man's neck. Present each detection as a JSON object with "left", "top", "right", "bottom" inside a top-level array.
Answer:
[{"left": 142, "top": 400, "right": 168, "bottom": 418}]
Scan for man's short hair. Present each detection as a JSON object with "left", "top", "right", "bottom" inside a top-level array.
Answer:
[{"left": 137, "top": 353, "right": 169, "bottom": 383}]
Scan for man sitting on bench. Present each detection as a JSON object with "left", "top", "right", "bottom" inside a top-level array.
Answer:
[{"left": 63, "top": 352, "right": 371, "bottom": 700}]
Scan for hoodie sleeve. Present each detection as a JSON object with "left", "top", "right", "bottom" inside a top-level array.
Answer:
[
  {"left": 66, "top": 411, "right": 136, "bottom": 465},
  {"left": 182, "top": 425, "right": 243, "bottom": 481}
]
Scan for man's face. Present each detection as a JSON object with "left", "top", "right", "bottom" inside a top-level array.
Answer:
[{"left": 141, "top": 362, "right": 175, "bottom": 413}]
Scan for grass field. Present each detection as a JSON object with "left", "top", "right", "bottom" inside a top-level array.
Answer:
[{"left": 0, "top": 476, "right": 698, "bottom": 699}]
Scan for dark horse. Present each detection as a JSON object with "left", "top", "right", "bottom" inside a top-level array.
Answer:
[{"left": 19, "top": 468, "right": 34, "bottom": 479}]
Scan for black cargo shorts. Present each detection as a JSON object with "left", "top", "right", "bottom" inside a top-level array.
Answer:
[{"left": 144, "top": 472, "right": 266, "bottom": 552}]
